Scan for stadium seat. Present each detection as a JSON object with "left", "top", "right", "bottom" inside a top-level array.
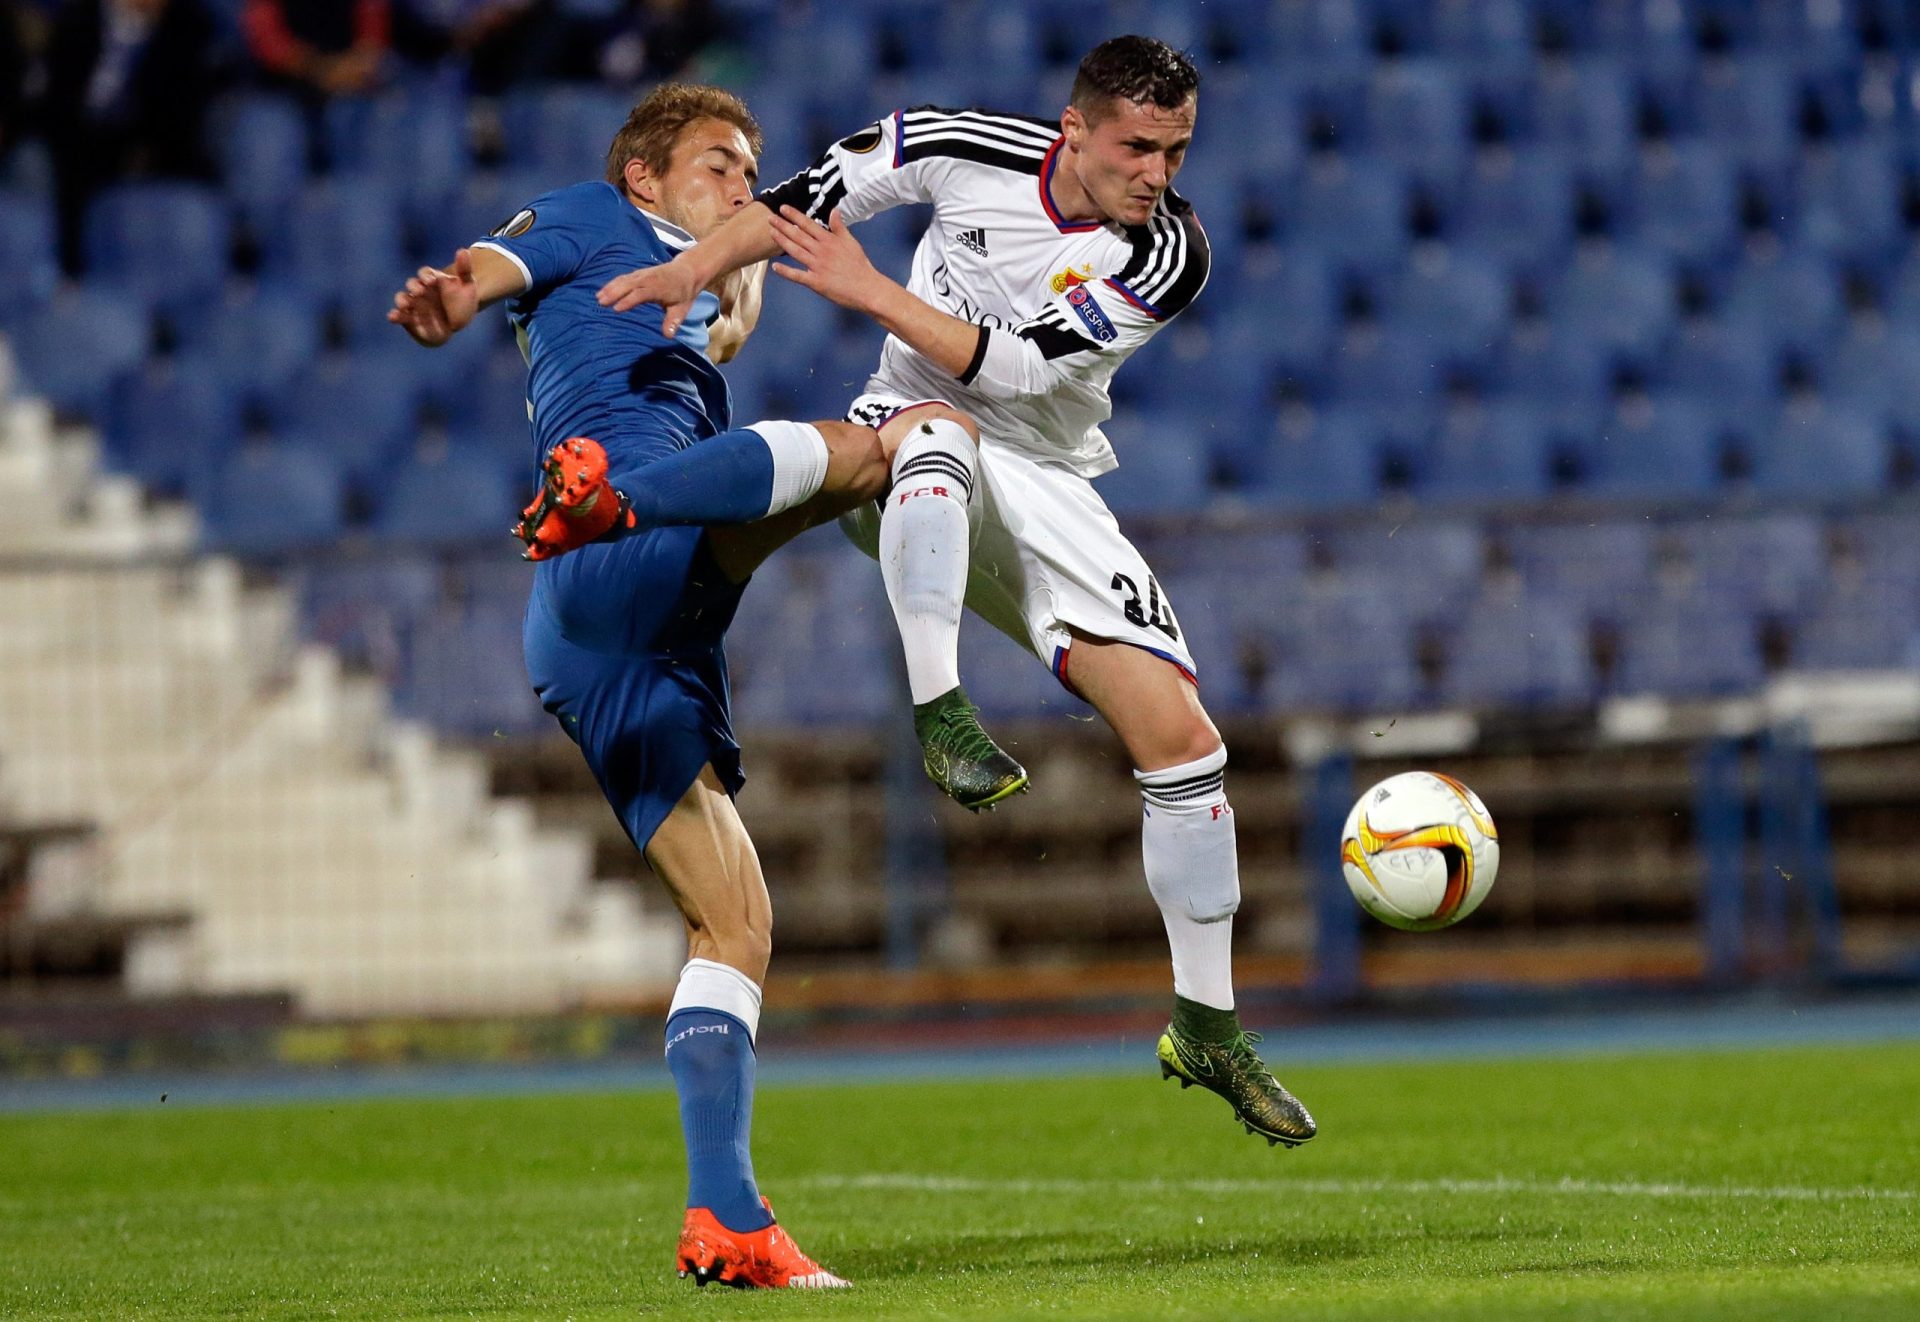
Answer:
[
  {"left": 1366, "top": 58, "right": 1470, "bottom": 179},
  {"left": 1441, "top": 583, "right": 1595, "bottom": 708},
  {"left": 1546, "top": 243, "right": 1676, "bottom": 359},
  {"left": 172, "top": 282, "right": 324, "bottom": 412},
  {"left": 200, "top": 444, "right": 347, "bottom": 557},
  {"left": 1329, "top": 324, "right": 1450, "bottom": 406},
  {"left": 1256, "top": 577, "right": 1424, "bottom": 713},
  {"left": 213, "top": 93, "right": 310, "bottom": 231},
  {"left": 1417, "top": 398, "right": 1552, "bottom": 502},
  {"left": 1614, "top": 591, "right": 1766, "bottom": 697},
  {"left": 331, "top": 83, "right": 472, "bottom": 225},
  {"left": 83, "top": 183, "right": 233, "bottom": 316},
  {"left": 1431, "top": 0, "right": 1536, "bottom": 81},
  {"left": 392, "top": 598, "right": 546, "bottom": 738},
  {"left": 1674, "top": 512, "right": 1829, "bottom": 614},
  {"left": 371, "top": 448, "right": 521, "bottom": 548},
  {"left": 1384, "top": 247, "right": 1512, "bottom": 355},
  {"left": 1843, "top": 512, "right": 1920, "bottom": 589},
  {"left": 269, "top": 351, "right": 428, "bottom": 485},
  {"left": 1585, "top": 390, "right": 1724, "bottom": 499},
  {"left": 1507, "top": 521, "right": 1655, "bottom": 620},
  {"left": 1093, "top": 410, "right": 1214, "bottom": 515},
  {"left": 1453, "top": 146, "right": 1578, "bottom": 270},
  {"left": 1493, "top": 321, "right": 1617, "bottom": 423},
  {"left": 1789, "top": 582, "right": 1920, "bottom": 670},
  {"left": 1820, "top": 322, "right": 1920, "bottom": 434},
  {"left": 1329, "top": 518, "right": 1486, "bottom": 599},
  {"left": 1794, "top": 136, "right": 1904, "bottom": 267},
  {"left": 1224, "top": 247, "right": 1343, "bottom": 365},
  {"left": 418, "top": 169, "right": 573, "bottom": 270},
  {"left": 9, "top": 286, "right": 150, "bottom": 420},
  {"left": 1291, "top": 154, "right": 1410, "bottom": 275},
  {"left": 104, "top": 359, "right": 244, "bottom": 498},
  {"left": 957, "top": 617, "right": 1082, "bottom": 723},
  {"left": 1244, "top": 404, "right": 1386, "bottom": 511},
  {"left": 1720, "top": 252, "right": 1844, "bottom": 358},
  {"left": 1752, "top": 400, "right": 1889, "bottom": 499},
  {"left": 1628, "top": 140, "right": 1739, "bottom": 263},
  {"left": 1529, "top": 56, "right": 1636, "bottom": 180},
  {"left": 296, "top": 553, "right": 443, "bottom": 676},
  {"left": 500, "top": 86, "right": 641, "bottom": 184},
  {"left": 1694, "top": 55, "right": 1799, "bottom": 170},
  {"left": 0, "top": 188, "right": 60, "bottom": 328},
  {"left": 265, "top": 178, "right": 409, "bottom": 304}
]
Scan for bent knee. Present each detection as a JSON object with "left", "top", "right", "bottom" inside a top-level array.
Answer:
[
  {"left": 878, "top": 402, "right": 980, "bottom": 451},
  {"left": 812, "top": 419, "right": 892, "bottom": 504}
]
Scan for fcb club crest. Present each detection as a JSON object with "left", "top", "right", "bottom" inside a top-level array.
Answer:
[{"left": 1049, "top": 262, "right": 1094, "bottom": 294}]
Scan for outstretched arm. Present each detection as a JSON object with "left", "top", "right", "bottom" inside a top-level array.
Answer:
[
  {"left": 388, "top": 246, "right": 525, "bottom": 346},
  {"left": 764, "top": 207, "right": 983, "bottom": 381}
]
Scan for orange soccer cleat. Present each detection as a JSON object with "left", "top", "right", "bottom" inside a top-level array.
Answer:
[
  {"left": 675, "top": 1198, "right": 850, "bottom": 1290},
  {"left": 512, "top": 436, "right": 637, "bottom": 561}
]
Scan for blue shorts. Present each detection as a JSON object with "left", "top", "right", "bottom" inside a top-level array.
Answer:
[{"left": 523, "top": 524, "right": 747, "bottom": 852}]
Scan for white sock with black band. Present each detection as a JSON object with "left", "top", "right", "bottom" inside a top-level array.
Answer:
[
  {"left": 880, "top": 418, "right": 976, "bottom": 705},
  {"left": 1136, "top": 745, "right": 1239, "bottom": 1011}
]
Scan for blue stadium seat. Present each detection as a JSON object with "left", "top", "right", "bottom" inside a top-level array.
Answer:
[
  {"left": 429, "top": 342, "right": 531, "bottom": 434},
  {"left": 500, "top": 85, "right": 637, "bottom": 185},
  {"left": 1529, "top": 57, "right": 1636, "bottom": 180},
  {"left": 1494, "top": 320, "right": 1616, "bottom": 422},
  {"left": 1546, "top": 244, "right": 1675, "bottom": 359},
  {"left": 213, "top": 93, "right": 309, "bottom": 231},
  {"left": 418, "top": 169, "right": 574, "bottom": 268},
  {"left": 0, "top": 188, "right": 60, "bottom": 328},
  {"left": 1454, "top": 146, "right": 1578, "bottom": 270},
  {"left": 1789, "top": 583, "right": 1920, "bottom": 670},
  {"left": 1660, "top": 322, "right": 1779, "bottom": 439},
  {"left": 1441, "top": 583, "right": 1595, "bottom": 708},
  {"left": 200, "top": 444, "right": 347, "bottom": 557},
  {"left": 1507, "top": 521, "right": 1655, "bottom": 620},
  {"left": 269, "top": 351, "right": 427, "bottom": 484},
  {"left": 957, "top": 618, "right": 1081, "bottom": 723},
  {"left": 1329, "top": 518, "right": 1485, "bottom": 598},
  {"left": 1366, "top": 59, "right": 1470, "bottom": 180},
  {"left": 331, "top": 83, "right": 471, "bottom": 224},
  {"left": 1431, "top": 0, "right": 1536, "bottom": 81},
  {"left": 1225, "top": 247, "right": 1343, "bottom": 364},
  {"left": 1819, "top": 323, "right": 1920, "bottom": 434},
  {"left": 296, "top": 553, "right": 442, "bottom": 676},
  {"left": 1199, "top": 70, "right": 1304, "bottom": 181},
  {"left": 1291, "top": 154, "right": 1410, "bottom": 274},
  {"left": 83, "top": 183, "right": 232, "bottom": 316},
  {"left": 1795, "top": 136, "right": 1904, "bottom": 266},
  {"left": 371, "top": 448, "right": 521, "bottom": 548},
  {"left": 731, "top": 547, "right": 897, "bottom": 727},
  {"left": 1752, "top": 401, "right": 1888, "bottom": 498},
  {"left": 1585, "top": 390, "right": 1724, "bottom": 499},
  {"left": 264, "top": 178, "right": 409, "bottom": 303},
  {"left": 1675, "top": 512, "right": 1829, "bottom": 613},
  {"left": 172, "top": 282, "right": 323, "bottom": 412},
  {"left": 1329, "top": 324, "right": 1449, "bottom": 406},
  {"left": 10, "top": 287, "right": 150, "bottom": 419},
  {"left": 1614, "top": 591, "right": 1766, "bottom": 697},
  {"left": 1720, "top": 253, "right": 1844, "bottom": 357},
  {"left": 392, "top": 598, "right": 545, "bottom": 738},
  {"left": 1095, "top": 409, "right": 1214, "bottom": 514},
  {"left": 1843, "top": 512, "right": 1920, "bottom": 589},
  {"left": 1755, "top": 0, "right": 1865, "bottom": 77},
  {"left": 1257, "top": 577, "right": 1423, "bottom": 713},
  {"left": 104, "top": 359, "right": 243, "bottom": 498},
  {"left": 1629, "top": 140, "right": 1739, "bottom": 263},
  {"left": 1244, "top": 404, "right": 1386, "bottom": 511},
  {"left": 1694, "top": 55, "right": 1799, "bottom": 170},
  {"left": 1384, "top": 248, "right": 1511, "bottom": 353},
  {"left": 1418, "top": 399, "right": 1552, "bottom": 502}
]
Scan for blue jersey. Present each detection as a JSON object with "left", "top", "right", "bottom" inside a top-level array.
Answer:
[{"left": 472, "top": 181, "right": 729, "bottom": 484}]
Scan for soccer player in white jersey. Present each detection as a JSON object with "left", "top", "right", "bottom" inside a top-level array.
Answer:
[{"left": 600, "top": 37, "right": 1315, "bottom": 1148}]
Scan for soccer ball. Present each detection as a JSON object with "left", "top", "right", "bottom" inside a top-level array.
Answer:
[{"left": 1339, "top": 771, "right": 1500, "bottom": 931}]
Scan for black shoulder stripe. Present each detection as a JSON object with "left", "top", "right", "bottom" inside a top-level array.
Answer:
[
  {"left": 1114, "top": 194, "right": 1210, "bottom": 319},
  {"left": 901, "top": 105, "right": 1059, "bottom": 143},
  {"left": 1015, "top": 318, "right": 1099, "bottom": 361},
  {"left": 901, "top": 133, "right": 1046, "bottom": 176}
]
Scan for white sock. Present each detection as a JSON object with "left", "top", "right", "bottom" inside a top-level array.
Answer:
[
  {"left": 880, "top": 418, "right": 976, "bottom": 705},
  {"left": 747, "top": 420, "right": 830, "bottom": 518},
  {"left": 667, "top": 957, "right": 764, "bottom": 1043},
  {"left": 1136, "top": 746, "right": 1238, "bottom": 1011}
]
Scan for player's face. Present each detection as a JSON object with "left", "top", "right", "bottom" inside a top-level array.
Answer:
[
  {"left": 655, "top": 118, "right": 761, "bottom": 239},
  {"left": 1065, "top": 96, "right": 1196, "bottom": 227}
]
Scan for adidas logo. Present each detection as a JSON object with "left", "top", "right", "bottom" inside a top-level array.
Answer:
[{"left": 955, "top": 227, "right": 989, "bottom": 256}]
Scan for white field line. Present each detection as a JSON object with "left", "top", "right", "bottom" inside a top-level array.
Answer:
[{"left": 799, "top": 1173, "right": 1919, "bottom": 1204}]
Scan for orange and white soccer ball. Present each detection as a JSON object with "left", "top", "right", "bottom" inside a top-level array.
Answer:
[{"left": 1340, "top": 771, "right": 1500, "bottom": 931}]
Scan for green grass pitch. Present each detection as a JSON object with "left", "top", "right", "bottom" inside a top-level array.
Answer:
[{"left": 4, "top": 1042, "right": 1918, "bottom": 1319}]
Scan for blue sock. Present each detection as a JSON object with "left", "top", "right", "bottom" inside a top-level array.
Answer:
[
  {"left": 665, "top": 1007, "right": 772, "bottom": 1232},
  {"left": 625, "top": 428, "right": 776, "bottom": 528}
]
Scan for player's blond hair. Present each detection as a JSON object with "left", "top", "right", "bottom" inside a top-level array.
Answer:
[{"left": 605, "top": 84, "right": 764, "bottom": 187}]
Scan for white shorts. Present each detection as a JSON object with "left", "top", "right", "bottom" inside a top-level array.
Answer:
[{"left": 841, "top": 392, "right": 1197, "bottom": 689}]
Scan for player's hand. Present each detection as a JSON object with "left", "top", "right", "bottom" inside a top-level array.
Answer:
[
  {"left": 596, "top": 254, "right": 703, "bottom": 334},
  {"left": 768, "top": 207, "right": 885, "bottom": 313},
  {"left": 388, "top": 248, "right": 480, "bottom": 347}
]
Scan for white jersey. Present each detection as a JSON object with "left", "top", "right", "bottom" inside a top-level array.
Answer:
[{"left": 760, "top": 106, "right": 1211, "bottom": 477}]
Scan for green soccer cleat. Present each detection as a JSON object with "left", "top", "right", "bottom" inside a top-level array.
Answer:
[
  {"left": 912, "top": 686, "right": 1029, "bottom": 812},
  {"left": 1158, "top": 1024, "right": 1318, "bottom": 1148}
]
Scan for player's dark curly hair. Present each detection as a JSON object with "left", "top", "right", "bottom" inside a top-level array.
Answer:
[
  {"left": 605, "top": 83, "right": 764, "bottom": 187},
  {"left": 1070, "top": 36, "right": 1200, "bottom": 123}
]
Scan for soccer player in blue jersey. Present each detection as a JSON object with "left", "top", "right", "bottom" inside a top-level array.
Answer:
[{"left": 388, "top": 83, "right": 982, "bottom": 1289}]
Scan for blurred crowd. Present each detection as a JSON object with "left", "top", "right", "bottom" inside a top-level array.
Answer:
[{"left": 0, "top": 0, "right": 724, "bottom": 274}]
